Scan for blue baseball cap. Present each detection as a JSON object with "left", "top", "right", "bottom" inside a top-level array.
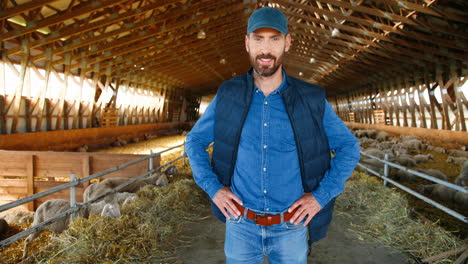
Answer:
[{"left": 247, "top": 7, "right": 288, "bottom": 35}]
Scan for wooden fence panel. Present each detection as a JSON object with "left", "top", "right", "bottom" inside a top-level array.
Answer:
[{"left": 0, "top": 150, "right": 161, "bottom": 211}]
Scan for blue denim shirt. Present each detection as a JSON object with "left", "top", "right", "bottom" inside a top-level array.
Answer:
[{"left": 186, "top": 75, "right": 359, "bottom": 213}]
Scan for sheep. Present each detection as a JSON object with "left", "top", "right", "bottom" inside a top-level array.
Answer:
[
  {"left": 358, "top": 159, "right": 384, "bottom": 175},
  {"left": 359, "top": 138, "right": 375, "bottom": 146},
  {"left": 432, "top": 184, "right": 456, "bottom": 203},
  {"left": 414, "top": 154, "right": 434, "bottom": 164},
  {"left": 0, "top": 211, "right": 34, "bottom": 225},
  {"left": 417, "top": 169, "right": 448, "bottom": 181},
  {"left": 88, "top": 192, "right": 138, "bottom": 217},
  {"left": 416, "top": 184, "right": 436, "bottom": 196},
  {"left": 447, "top": 156, "right": 468, "bottom": 166},
  {"left": 156, "top": 174, "right": 169, "bottom": 186},
  {"left": 391, "top": 170, "right": 416, "bottom": 182},
  {"left": 100, "top": 203, "right": 121, "bottom": 218},
  {"left": 83, "top": 182, "right": 113, "bottom": 202},
  {"left": 426, "top": 145, "right": 446, "bottom": 154},
  {"left": 455, "top": 161, "right": 468, "bottom": 186},
  {"left": 0, "top": 218, "right": 8, "bottom": 237},
  {"left": 377, "top": 141, "right": 393, "bottom": 150},
  {"left": 22, "top": 199, "right": 89, "bottom": 259},
  {"left": 362, "top": 148, "right": 385, "bottom": 159},
  {"left": 447, "top": 149, "right": 468, "bottom": 159},
  {"left": 22, "top": 199, "right": 123, "bottom": 259},
  {"left": 400, "top": 135, "right": 420, "bottom": 141},
  {"left": 84, "top": 165, "right": 177, "bottom": 201},
  {"left": 395, "top": 156, "right": 417, "bottom": 167},
  {"left": 376, "top": 131, "right": 389, "bottom": 142},
  {"left": 354, "top": 130, "right": 377, "bottom": 139},
  {"left": 131, "top": 137, "right": 140, "bottom": 143},
  {"left": 400, "top": 139, "right": 423, "bottom": 154},
  {"left": 76, "top": 144, "right": 88, "bottom": 152},
  {"left": 454, "top": 191, "right": 468, "bottom": 210}
]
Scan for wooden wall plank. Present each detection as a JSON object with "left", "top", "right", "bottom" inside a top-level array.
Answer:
[{"left": 26, "top": 155, "right": 34, "bottom": 210}]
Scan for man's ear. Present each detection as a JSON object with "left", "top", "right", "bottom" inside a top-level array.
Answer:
[
  {"left": 245, "top": 34, "right": 250, "bottom": 53},
  {"left": 285, "top": 34, "right": 291, "bottom": 52}
]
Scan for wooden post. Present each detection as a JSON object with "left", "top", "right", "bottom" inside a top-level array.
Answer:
[
  {"left": 415, "top": 76, "right": 428, "bottom": 129},
  {"left": 81, "top": 155, "right": 90, "bottom": 199},
  {"left": 89, "top": 69, "right": 100, "bottom": 128},
  {"left": 74, "top": 57, "right": 87, "bottom": 129},
  {"left": 11, "top": 40, "right": 29, "bottom": 134},
  {"left": 26, "top": 155, "right": 34, "bottom": 211},
  {"left": 56, "top": 53, "right": 71, "bottom": 130},
  {"left": 436, "top": 66, "right": 452, "bottom": 130},
  {"left": 451, "top": 65, "right": 467, "bottom": 131},
  {"left": 35, "top": 48, "right": 52, "bottom": 132},
  {"left": 0, "top": 52, "right": 5, "bottom": 134}
]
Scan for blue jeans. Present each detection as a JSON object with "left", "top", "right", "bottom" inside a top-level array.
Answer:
[{"left": 224, "top": 214, "right": 308, "bottom": 264}]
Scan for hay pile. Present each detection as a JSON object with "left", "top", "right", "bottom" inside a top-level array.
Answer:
[
  {"left": 23, "top": 179, "right": 208, "bottom": 263},
  {"left": 337, "top": 171, "right": 467, "bottom": 263}
]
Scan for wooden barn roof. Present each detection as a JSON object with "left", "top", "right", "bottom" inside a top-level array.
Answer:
[{"left": 1, "top": 0, "right": 467, "bottom": 96}]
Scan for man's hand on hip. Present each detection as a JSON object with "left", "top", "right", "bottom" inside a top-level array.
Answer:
[
  {"left": 288, "top": 193, "right": 322, "bottom": 226},
  {"left": 212, "top": 187, "right": 243, "bottom": 219}
]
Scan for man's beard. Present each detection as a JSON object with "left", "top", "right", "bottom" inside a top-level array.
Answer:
[{"left": 249, "top": 52, "right": 284, "bottom": 77}]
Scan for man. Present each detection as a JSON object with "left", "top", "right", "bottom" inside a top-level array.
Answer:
[{"left": 185, "top": 7, "right": 360, "bottom": 264}]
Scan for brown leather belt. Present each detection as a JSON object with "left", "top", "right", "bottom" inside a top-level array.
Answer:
[{"left": 233, "top": 203, "right": 298, "bottom": 226}]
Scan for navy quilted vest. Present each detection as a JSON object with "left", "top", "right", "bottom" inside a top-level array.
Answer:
[{"left": 212, "top": 69, "right": 333, "bottom": 242}]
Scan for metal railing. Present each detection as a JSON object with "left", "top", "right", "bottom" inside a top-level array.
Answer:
[
  {"left": 358, "top": 151, "right": 467, "bottom": 223},
  {"left": 0, "top": 142, "right": 186, "bottom": 248}
]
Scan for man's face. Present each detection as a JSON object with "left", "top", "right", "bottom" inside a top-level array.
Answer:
[{"left": 245, "top": 28, "right": 291, "bottom": 77}]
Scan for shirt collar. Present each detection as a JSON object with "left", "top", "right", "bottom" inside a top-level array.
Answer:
[{"left": 254, "top": 69, "right": 288, "bottom": 95}]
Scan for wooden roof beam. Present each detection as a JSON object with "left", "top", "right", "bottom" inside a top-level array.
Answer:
[
  {"left": 279, "top": 0, "right": 467, "bottom": 52},
  {"left": 0, "top": 0, "right": 128, "bottom": 42},
  {"left": 6, "top": 0, "right": 178, "bottom": 56},
  {"left": 0, "top": 0, "right": 58, "bottom": 21}
]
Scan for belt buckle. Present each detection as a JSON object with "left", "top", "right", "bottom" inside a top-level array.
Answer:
[{"left": 254, "top": 213, "right": 265, "bottom": 224}]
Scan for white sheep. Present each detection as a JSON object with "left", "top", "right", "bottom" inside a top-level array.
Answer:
[
  {"left": 400, "top": 135, "right": 420, "bottom": 141},
  {"left": 22, "top": 200, "right": 89, "bottom": 259},
  {"left": 426, "top": 145, "right": 446, "bottom": 154},
  {"left": 417, "top": 169, "right": 448, "bottom": 181},
  {"left": 400, "top": 139, "right": 423, "bottom": 154},
  {"left": 363, "top": 148, "right": 385, "bottom": 159},
  {"left": 395, "top": 156, "right": 417, "bottom": 167},
  {"left": 414, "top": 154, "right": 434, "bottom": 164},
  {"left": 22, "top": 198, "right": 123, "bottom": 259},
  {"left": 377, "top": 141, "right": 393, "bottom": 150},
  {"left": 447, "top": 156, "right": 468, "bottom": 166},
  {"left": 376, "top": 131, "right": 389, "bottom": 142},
  {"left": 447, "top": 149, "right": 468, "bottom": 159},
  {"left": 83, "top": 182, "right": 113, "bottom": 202}
]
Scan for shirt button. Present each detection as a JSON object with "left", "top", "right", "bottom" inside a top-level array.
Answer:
[
  {"left": 263, "top": 168, "right": 267, "bottom": 172},
  {"left": 263, "top": 145, "right": 267, "bottom": 149},
  {"left": 263, "top": 123, "right": 267, "bottom": 127},
  {"left": 263, "top": 190, "right": 267, "bottom": 194},
  {"left": 264, "top": 101, "right": 268, "bottom": 105},
  {"left": 266, "top": 208, "right": 270, "bottom": 211}
]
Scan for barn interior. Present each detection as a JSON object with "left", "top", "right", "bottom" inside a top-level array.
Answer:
[{"left": 0, "top": 0, "right": 467, "bottom": 263}]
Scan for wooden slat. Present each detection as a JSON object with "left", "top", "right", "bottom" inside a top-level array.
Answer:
[{"left": 26, "top": 155, "right": 34, "bottom": 210}]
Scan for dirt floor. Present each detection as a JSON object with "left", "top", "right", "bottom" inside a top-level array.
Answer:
[{"left": 176, "top": 208, "right": 409, "bottom": 264}]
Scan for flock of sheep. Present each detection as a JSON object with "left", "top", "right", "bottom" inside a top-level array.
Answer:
[
  {"left": 355, "top": 129, "right": 468, "bottom": 210},
  {"left": 0, "top": 164, "right": 178, "bottom": 259}
]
